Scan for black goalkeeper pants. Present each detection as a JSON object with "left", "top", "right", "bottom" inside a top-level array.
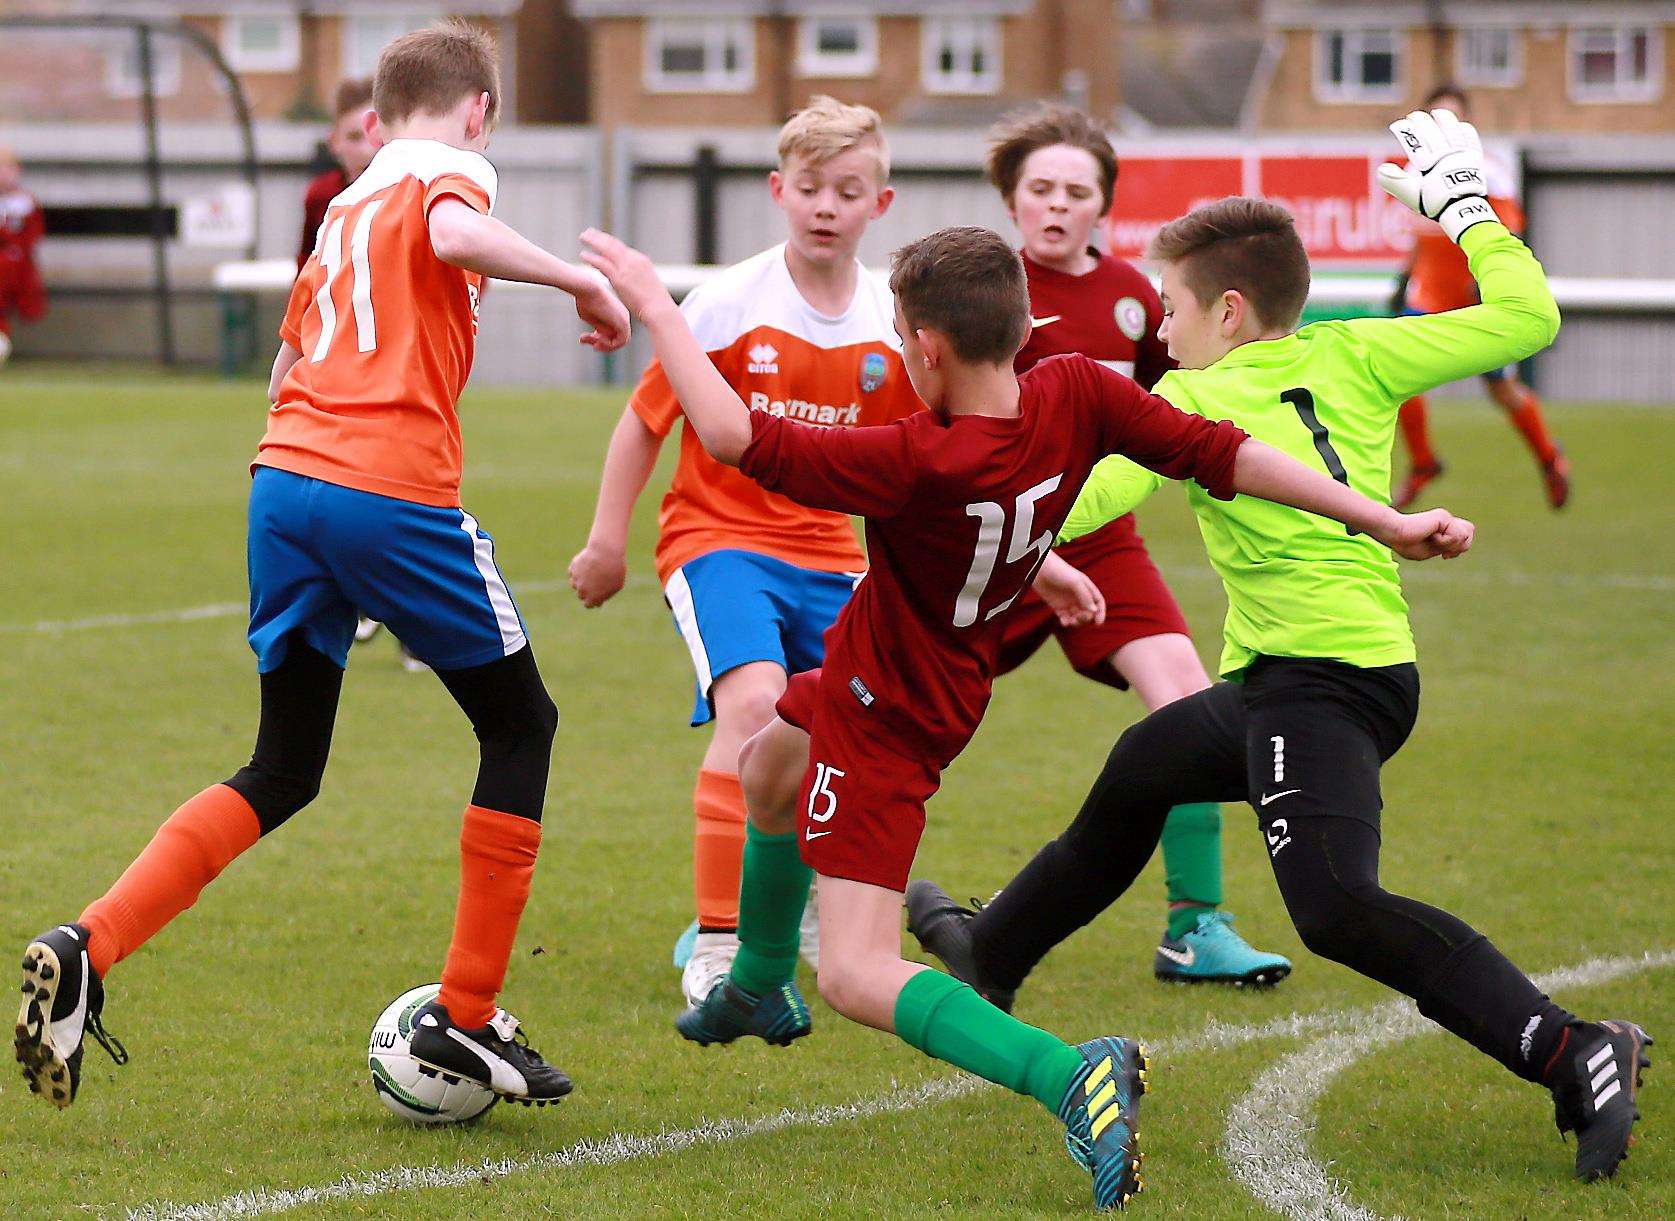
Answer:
[{"left": 969, "top": 656, "right": 1573, "bottom": 1082}]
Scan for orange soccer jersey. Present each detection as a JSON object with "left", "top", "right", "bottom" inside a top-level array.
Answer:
[
  {"left": 259, "top": 139, "right": 497, "bottom": 508},
  {"left": 631, "top": 243, "right": 922, "bottom": 582}
]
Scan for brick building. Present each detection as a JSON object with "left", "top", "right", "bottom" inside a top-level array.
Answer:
[
  {"left": 1253, "top": 1, "right": 1675, "bottom": 134},
  {"left": 0, "top": 0, "right": 534, "bottom": 123},
  {"left": 570, "top": 1, "right": 1121, "bottom": 129}
]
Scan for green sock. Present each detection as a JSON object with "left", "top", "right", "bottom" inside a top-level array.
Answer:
[
  {"left": 894, "top": 969, "right": 1084, "bottom": 1114},
  {"left": 729, "top": 824, "right": 812, "bottom": 996},
  {"left": 1161, "top": 802, "right": 1222, "bottom": 940}
]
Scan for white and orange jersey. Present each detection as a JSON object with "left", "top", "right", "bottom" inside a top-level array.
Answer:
[
  {"left": 1408, "top": 153, "right": 1523, "bottom": 315},
  {"left": 630, "top": 243, "right": 922, "bottom": 582},
  {"left": 259, "top": 139, "right": 497, "bottom": 508}
]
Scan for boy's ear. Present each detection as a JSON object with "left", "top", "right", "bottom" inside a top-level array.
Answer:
[
  {"left": 361, "top": 108, "right": 386, "bottom": 149},
  {"left": 467, "top": 91, "right": 492, "bottom": 139},
  {"left": 1219, "top": 289, "right": 1245, "bottom": 337},
  {"left": 870, "top": 184, "right": 895, "bottom": 220},
  {"left": 768, "top": 169, "right": 786, "bottom": 206},
  {"left": 916, "top": 327, "right": 943, "bottom": 369}
]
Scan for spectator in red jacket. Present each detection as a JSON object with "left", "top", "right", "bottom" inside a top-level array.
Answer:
[
  {"left": 297, "top": 78, "right": 376, "bottom": 269},
  {"left": 0, "top": 145, "right": 46, "bottom": 367}
]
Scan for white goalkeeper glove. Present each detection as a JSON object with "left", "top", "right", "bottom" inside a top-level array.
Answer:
[{"left": 1376, "top": 108, "right": 1497, "bottom": 243}]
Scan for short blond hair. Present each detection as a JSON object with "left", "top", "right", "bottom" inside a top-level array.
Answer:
[
  {"left": 777, "top": 95, "right": 889, "bottom": 182},
  {"left": 374, "top": 20, "right": 500, "bottom": 128}
]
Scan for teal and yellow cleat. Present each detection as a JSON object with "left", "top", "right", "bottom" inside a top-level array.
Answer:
[
  {"left": 675, "top": 975, "right": 811, "bottom": 1048},
  {"left": 1153, "top": 910, "right": 1291, "bottom": 988},
  {"left": 1059, "top": 1035, "right": 1149, "bottom": 1210}
]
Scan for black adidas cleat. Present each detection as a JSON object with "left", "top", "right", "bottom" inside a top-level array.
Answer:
[
  {"left": 675, "top": 976, "right": 811, "bottom": 1047},
  {"left": 1549, "top": 1019, "right": 1652, "bottom": 1181},
  {"left": 406, "top": 1002, "right": 572, "bottom": 1105},
  {"left": 15, "top": 923, "right": 127, "bottom": 1108},
  {"left": 904, "top": 880, "right": 1016, "bottom": 1014}
]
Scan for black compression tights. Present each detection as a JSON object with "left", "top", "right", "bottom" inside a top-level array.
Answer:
[{"left": 225, "top": 635, "right": 557, "bottom": 832}]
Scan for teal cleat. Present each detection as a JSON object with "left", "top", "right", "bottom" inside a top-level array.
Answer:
[
  {"left": 1059, "top": 1035, "right": 1149, "bottom": 1210},
  {"left": 1153, "top": 910, "right": 1291, "bottom": 988},
  {"left": 672, "top": 920, "right": 699, "bottom": 969},
  {"left": 675, "top": 975, "right": 811, "bottom": 1048}
]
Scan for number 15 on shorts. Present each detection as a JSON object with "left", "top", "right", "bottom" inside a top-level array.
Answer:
[{"left": 806, "top": 762, "right": 845, "bottom": 839}]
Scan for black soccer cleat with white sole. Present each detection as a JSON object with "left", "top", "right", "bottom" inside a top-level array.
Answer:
[
  {"left": 905, "top": 880, "right": 1016, "bottom": 1014},
  {"left": 15, "top": 923, "right": 127, "bottom": 1108},
  {"left": 406, "top": 1001, "right": 572, "bottom": 1106},
  {"left": 1548, "top": 1018, "right": 1652, "bottom": 1181}
]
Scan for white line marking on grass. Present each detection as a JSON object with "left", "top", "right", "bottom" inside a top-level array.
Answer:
[
  {"left": 137, "top": 947, "right": 1670, "bottom": 1221},
  {"left": 1, "top": 581, "right": 574, "bottom": 636},
  {"left": 5, "top": 563, "right": 1669, "bottom": 638},
  {"left": 1222, "top": 948, "right": 1674, "bottom": 1221},
  {"left": 128, "top": 1076, "right": 983, "bottom": 1221}
]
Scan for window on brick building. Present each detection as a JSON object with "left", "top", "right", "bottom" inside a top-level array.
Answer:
[
  {"left": 1315, "top": 28, "right": 1402, "bottom": 103},
  {"left": 1456, "top": 27, "right": 1521, "bottom": 88},
  {"left": 923, "top": 16, "right": 1001, "bottom": 95},
  {"left": 223, "top": 14, "right": 301, "bottom": 74},
  {"left": 1569, "top": 26, "right": 1661, "bottom": 103},
  {"left": 797, "top": 16, "right": 878, "bottom": 78},
  {"left": 645, "top": 19, "right": 755, "bottom": 92}
]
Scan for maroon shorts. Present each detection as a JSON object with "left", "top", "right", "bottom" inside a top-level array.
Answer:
[
  {"left": 776, "top": 668, "right": 943, "bottom": 893},
  {"left": 996, "top": 514, "right": 1190, "bottom": 690}
]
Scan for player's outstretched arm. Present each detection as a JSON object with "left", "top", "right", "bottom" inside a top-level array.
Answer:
[
  {"left": 1232, "top": 439, "right": 1474, "bottom": 560},
  {"left": 267, "top": 341, "right": 302, "bottom": 404},
  {"left": 427, "top": 200, "right": 630, "bottom": 352},
  {"left": 1059, "top": 456, "right": 1165, "bottom": 545},
  {"left": 1361, "top": 108, "right": 1560, "bottom": 400},
  {"left": 579, "top": 228, "right": 753, "bottom": 466},
  {"left": 569, "top": 405, "right": 664, "bottom": 607}
]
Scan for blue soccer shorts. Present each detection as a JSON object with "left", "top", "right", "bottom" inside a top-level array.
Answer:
[
  {"left": 662, "top": 548, "right": 861, "bottom": 727},
  {"left": 246, "top": 467, "right": 528, "bottom": 673}
]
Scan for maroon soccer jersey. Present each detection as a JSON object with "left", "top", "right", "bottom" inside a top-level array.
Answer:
[
  {"left": 1014, "top": 251, "right": 1172, "bottom": 387},
  {"left": 738, "top": 351, "right": 1246, "bottom": 762}
]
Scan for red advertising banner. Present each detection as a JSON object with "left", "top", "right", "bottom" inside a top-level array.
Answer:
[{"left": 1104, "top": 142, "right": 1519, "bottom": 268}]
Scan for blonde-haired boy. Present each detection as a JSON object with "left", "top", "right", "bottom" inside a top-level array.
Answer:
[{"left": 569, "top": 96, "right": 921, "bottom": 1013}]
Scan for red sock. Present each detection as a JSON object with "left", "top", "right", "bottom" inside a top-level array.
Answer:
[
  {"left": 1504, "top": 385, "right": 1559, "bottom": 464},
  {"left": 79, "top": 784, "right": 262, "bottom": 978},
  {"left": 1398, "top": 396, "right": 1437, "bottom": 469},
  {"left": 437, "top": 805, "right": 541, "bottom": 1028},
  {"left": 693, "top": 769, "right": 746, "bottom": 930}
]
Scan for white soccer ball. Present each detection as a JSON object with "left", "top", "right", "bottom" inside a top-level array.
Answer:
[{"left": 368, "top": 983, "right": 497, "bottom": 1124}]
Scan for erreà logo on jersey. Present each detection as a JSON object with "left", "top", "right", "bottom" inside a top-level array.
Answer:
[
  {"left": 749, "top": 391, "right": 860, "bottom": 427},
  {"left": 748, "top": 343, "right": 779, "bottom": 374},
  {"left": 860, "top": 351, "right": 887, "bottom": 393}
]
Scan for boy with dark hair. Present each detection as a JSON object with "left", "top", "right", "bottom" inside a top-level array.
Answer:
[
  {"left": 579, "top": 218, "right": 1471, "bottom": 1208},
  {"left": 298, "top": 78, "right": 376, "bottom": 270},
  {"left": 16, "top": 21, "right": 629, "bottom": 1110},
  {"left": 1393, "top": 85, "right": 1568, "bottom": 510},
  {"left": 981, "top": 100, "right": 1289, "bottom": 988},
  {"left": 909, "top": 110, "right": 1651, "bottom": 1183}
]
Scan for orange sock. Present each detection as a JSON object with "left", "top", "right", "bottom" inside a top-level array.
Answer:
[
  {"left": 1398, "top": 396, "right": 1437, "bottom": 469},
  {"left": 693, "top": 768, "right": 746, "bottom": 930},
  {"left": 78, "top": 784, "right": 262, "bottom": 978},
  {"left": 437, "top": 805, "right": 541, "bottom": 1028},
  {"left": 1504, "top": 385, "right": 1559, "bottom": 464}
]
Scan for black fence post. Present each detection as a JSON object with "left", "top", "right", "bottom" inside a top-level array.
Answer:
[
  {"left": 135, "top": 23, "right": 176, "bottom": 365},
  {"left": 694, "top": 144, "right": 720, "bottom": 265}
]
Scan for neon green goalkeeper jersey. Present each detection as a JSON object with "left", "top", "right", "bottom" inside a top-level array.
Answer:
[{"left": 1061, "top": 222, "right": 1560, "bottom": 677}]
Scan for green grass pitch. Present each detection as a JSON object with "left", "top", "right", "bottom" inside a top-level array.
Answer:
[{"left": 1, "top": 367, "right": 1669, "bottom": 1218}]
